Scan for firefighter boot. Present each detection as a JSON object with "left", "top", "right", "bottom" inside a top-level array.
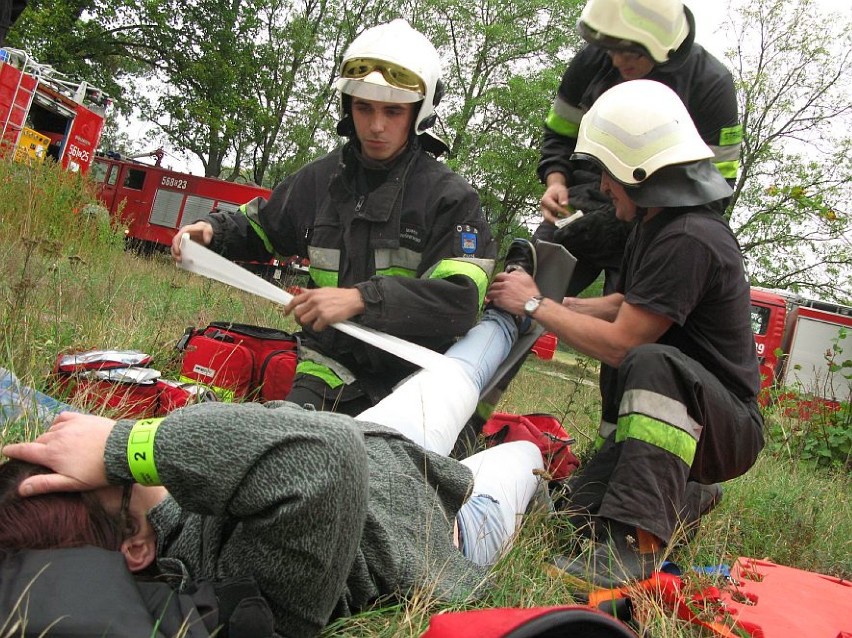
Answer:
[
  {"left": 677, "top": 482, "right": 723, "bottom": 544},
  {"left": 550, "top": 519, "right": 662, "bottom": 589}
]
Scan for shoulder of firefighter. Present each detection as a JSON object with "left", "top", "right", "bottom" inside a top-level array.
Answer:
[{"left": 389, "top": 151, "right": 497, "bottom": 309}]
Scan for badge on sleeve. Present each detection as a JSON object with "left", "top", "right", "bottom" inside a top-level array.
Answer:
[{"left": 457, "top": 224, "right": 479, "bottom": 255}]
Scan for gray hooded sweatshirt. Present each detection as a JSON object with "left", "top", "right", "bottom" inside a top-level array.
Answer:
[{"left": 104, "top": 401, "right": 488, "bottom": 637}]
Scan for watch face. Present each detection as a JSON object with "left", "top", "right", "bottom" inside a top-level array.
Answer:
[{"left": 524, "top": 297, "right": 540, "bottom": 316}]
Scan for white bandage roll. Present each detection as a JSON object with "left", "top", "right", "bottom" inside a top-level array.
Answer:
[
  {"left": 458, "top": 440, "right": 544, "bottom": 563},
  {"left": 355, "top": 360, "right": 478, "bottom": 456}
]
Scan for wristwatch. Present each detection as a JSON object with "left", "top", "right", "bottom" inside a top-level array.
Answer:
[{"left": 524, "top": 295, "right": 544, "bottom": 317}]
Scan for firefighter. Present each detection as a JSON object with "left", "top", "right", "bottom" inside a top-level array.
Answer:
[
  {"left": 487, "top": 80, "right": 765, "bottom": 588},
  {"left": 172, "top": 19, "right": 495, "bottom": 415},
  {"left": 535, "top": 0, "right": 742, "bottom": 296}
]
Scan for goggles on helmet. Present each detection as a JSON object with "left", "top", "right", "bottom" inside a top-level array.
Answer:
[
  {"left": 341, "top": 58, "right": 426, "bottom": 95},
  {"left": 577, "top": 21, "right": 651, "bottom": 58}
]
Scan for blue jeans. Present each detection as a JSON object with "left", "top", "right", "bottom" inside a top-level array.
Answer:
[
  {"left": 443, "top": 310, "right": 544, "bottom": 566},
  {"left": 443, "top": 308, "right": 517, "bottom": 394}
]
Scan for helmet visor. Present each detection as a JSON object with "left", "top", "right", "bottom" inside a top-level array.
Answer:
[
  {"left": 341, "top": 58, "right": 426, "bottom": 94},
  {"left": 337, "top": 76, "right": 423, "bottom": 104},
  {"left": 577, "top": 20, "right": 650, "bottom": 58}
]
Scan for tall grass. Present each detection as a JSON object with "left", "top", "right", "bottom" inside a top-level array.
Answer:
[
  {"left": 1, "top": 160, "right": 850, "bottom": 637},
  {"left": 0, "top": 161, "right": 294, "bottom": 386}
]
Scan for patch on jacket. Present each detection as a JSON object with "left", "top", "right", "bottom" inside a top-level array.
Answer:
[
  {"left": 400, "top": 223, "right": 426, "bottom": 250},
  {"left": 456, "top": 225, "right": 479, "bottom": 255}
]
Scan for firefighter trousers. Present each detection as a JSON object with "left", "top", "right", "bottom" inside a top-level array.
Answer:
[{"left": 564, "top": 343, "right": 764, "bottom": 543}]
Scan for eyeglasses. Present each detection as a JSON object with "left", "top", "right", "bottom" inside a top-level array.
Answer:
[
  {"left": 118, "top": 482, "right": 133, "bottom": 538},
  {"left": 341, "top": 58, "right": 425, "bottom": 94}
]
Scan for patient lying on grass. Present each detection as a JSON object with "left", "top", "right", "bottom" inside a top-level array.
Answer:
[{"left": 0, "top": 309, "right": 547, "bottom": 637}]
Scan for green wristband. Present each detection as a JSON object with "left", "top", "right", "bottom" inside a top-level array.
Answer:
[{"left": 127, "top": 418, "right": 164, "bottom": 486}]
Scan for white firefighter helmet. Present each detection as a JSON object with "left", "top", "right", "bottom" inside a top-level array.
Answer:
[
  {"left": 572, "top": 80, "right": 731, "bottom": 206},
  {"left": 577, "top": 0, "right": 690, "bottom": 64},
  {"left": 336, "top": 19, "right": 443, "bottom": 135}
]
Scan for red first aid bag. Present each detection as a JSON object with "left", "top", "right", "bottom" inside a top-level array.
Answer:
[
  {"left": 53, "top": 351, "right": 215, "bottom": 419},
  {"left": 421, "top": 605, "right": 638, "bottom": 637},
  {"left": 482, "top": 412, "right": 580, "bottom": 480},
  {"left": 63, "top": 367, "right": 161, "bottom": 419},
  {"left": 176, "top": 322, "right": 299, "bottom": 402}
]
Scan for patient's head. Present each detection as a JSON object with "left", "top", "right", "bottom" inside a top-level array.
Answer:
[{"left": 0, "top": 459, "right": 128, "bottom": 550}]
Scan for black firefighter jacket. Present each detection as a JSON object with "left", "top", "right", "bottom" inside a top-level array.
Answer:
[{"left": 203, "top": 140, "right": 496, "bottom": 394}]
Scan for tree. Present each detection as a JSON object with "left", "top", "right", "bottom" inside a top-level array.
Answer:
[
  {"left": 246, "top": 0, "right": 338, "bottom": 186},
  {"left": 127, "top": 0, "right": 267, "bottom": 178},
  {"left": 725, "top": 0, "right": 852, "bottom": 303},
  {"left": 413, "top": 0, "right": 582, "bottom": 252},
  {"left": 6, "top": 0, "right": 167, "bottom": 114}
]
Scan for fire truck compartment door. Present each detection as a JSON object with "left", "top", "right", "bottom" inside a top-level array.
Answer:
[
  {"left": 150, "top": 189, "right": 186, "bottom": 228},
  {"left": 784, "top": 314, "right": 851, "bottom": 399},
  {"left": 32, "top": 91, "right": 75, "bottom": 119}
]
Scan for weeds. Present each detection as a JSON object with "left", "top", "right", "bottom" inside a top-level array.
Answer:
[{"left": 762, "top": 395, "right": 852, "bottom": 470}]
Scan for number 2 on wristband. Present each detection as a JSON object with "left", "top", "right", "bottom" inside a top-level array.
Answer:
[{"left": 127, "top": 418, "right": 163, "bottom": 486}]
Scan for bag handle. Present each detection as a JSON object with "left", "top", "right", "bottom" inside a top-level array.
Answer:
[{"left": 208, "top": 322, "right": 295, "bottom": 341}]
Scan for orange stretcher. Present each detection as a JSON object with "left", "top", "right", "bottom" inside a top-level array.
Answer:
[
  {"left": 585, "top": 557, "right": 852, "bottom": 637},
  {"left": 719, "top": 557, "right": 852, "bottom": 637}
]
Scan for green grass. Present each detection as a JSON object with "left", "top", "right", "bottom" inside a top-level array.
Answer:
[
  {"left": 1, "top": 160, "right": 850, "bottom": 637},
  {"left": 0, "top": 163, "right": 294, "bottom": 387}
]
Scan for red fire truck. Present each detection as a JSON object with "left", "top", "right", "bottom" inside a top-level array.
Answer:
[
  {"left": 89, "top": 153, "right": 298, "bottom": 281},
  {"left": 0, "top": 47, "right": 108, "bottom": 173},
  {"left": 750, "top": 288, "right": 852, "bottom": 412},
  {"left": 91, "top": 153, "right": 272, "bottom": 250}
]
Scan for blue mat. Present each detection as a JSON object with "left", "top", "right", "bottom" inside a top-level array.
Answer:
[{"left": 0, "top": 367, "right": 77, "bottom": 430}]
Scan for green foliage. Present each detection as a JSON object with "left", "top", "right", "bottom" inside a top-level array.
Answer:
[
  {"left": 827, "top": 327, "right": 852, "bottom": 379},
  {"left": 130, "top": 0, "right": 267, "bottom": 178},
  {"left": 800, "top": 408, "right": 851, "bottom": 468},
  {"left": 762, "top": 397, "right": 852, "bottom": 470},
  {"left": 6, "top": 0, "right": 158, "bottom": 113},
  {"left": 760, "top": 326, "right": 852, "bottom": 469},
  {"left": 727, "top": 0, "right": 852, "bottom": 301},
  {"left": 423, "top": 0, "right": 582, "bottom": 250}
]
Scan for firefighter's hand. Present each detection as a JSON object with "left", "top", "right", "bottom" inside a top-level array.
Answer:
[
  {"left": 486, "top": 270, "right": 541, "bottom": 317},
  {"left": 171, "top": 221, "right": 214, "bottom": 262},
  {"left": 285, "top": 288, "right": 366, "bottom": 331},
  {"left": 540, "top": 180, "right": 571, "bottom": 225},
  {"left": 2, "top": 412, "right": 114, "bottom": 496}
]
